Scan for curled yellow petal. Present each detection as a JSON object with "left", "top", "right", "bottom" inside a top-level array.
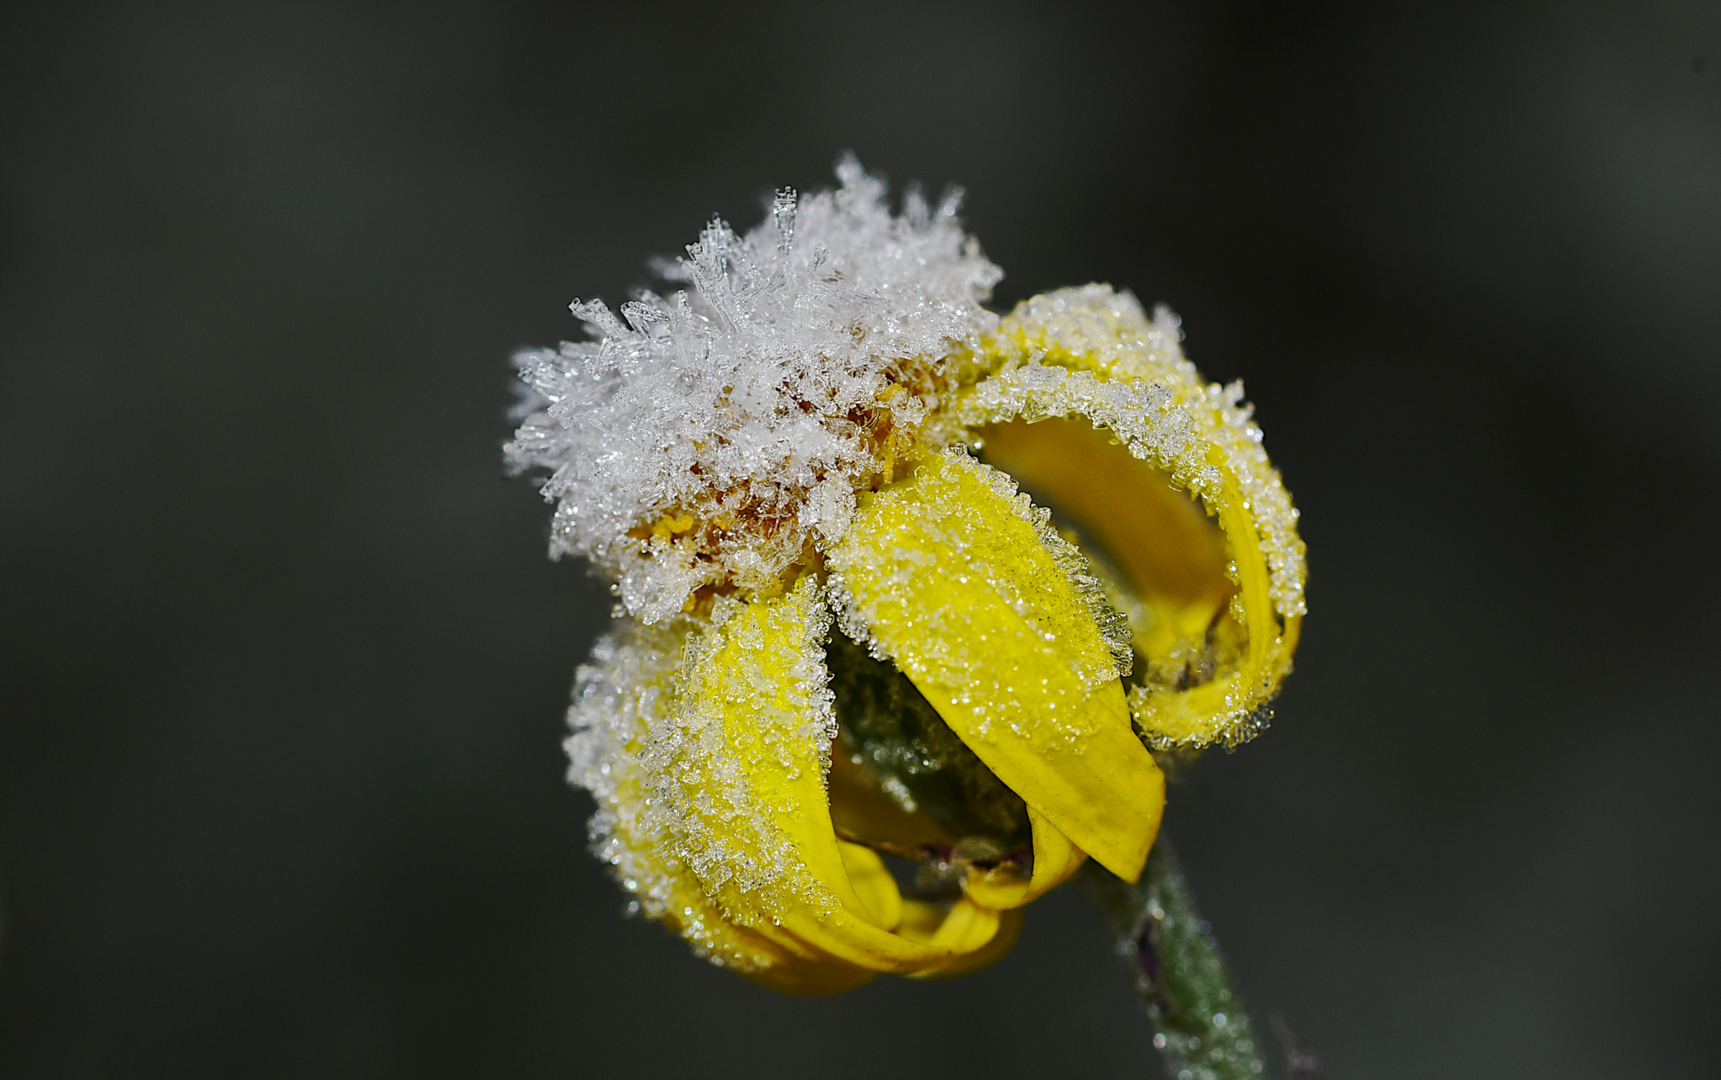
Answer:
[
  {"left": 963, "top": 807, "right": 1086, "bottom": 910},
  {"left": 651, "top": 578, "right": 1014, "bottom": 990},
  {"left": 564, "top": 622, "right": 818, "bottom": 979},
  {"left": 836, "top": 840, "right": 903, "bottom": 931},
  {"left": 901, "top": 903, "right": 1024, "bottom": 981},
  {"left": 828, "top": 450, "right": 1165, "bottom": 883},
  {"left": 961, "top": 284, "right": 1307, "bottom": 749},
  {"left": 978, "top": 417, "right": 1233, "bottom": 661}
]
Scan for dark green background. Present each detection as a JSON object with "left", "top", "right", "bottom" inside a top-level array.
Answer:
[{"left": 4, "top": 2, "right": 1718, "bottom": 1076}]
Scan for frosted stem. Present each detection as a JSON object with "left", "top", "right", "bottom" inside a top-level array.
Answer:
[{"left": 1081, "top": 844, "right": 1268, "bottom": 1080}]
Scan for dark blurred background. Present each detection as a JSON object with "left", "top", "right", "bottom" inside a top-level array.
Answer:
[{"left": 3, "top": 1, "right": 1719, "bottom": 1076}]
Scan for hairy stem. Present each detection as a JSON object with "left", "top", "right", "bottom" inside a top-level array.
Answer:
[{"left": 1081, "top": 842, "right": 1267, "bottom": 1080}]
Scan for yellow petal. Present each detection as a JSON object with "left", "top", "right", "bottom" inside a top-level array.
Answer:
[
  {"left": 828, "top": 450, "right": 1165, "bottom": 882},
  {"left": 658, "top": 578, "right": 1012, "bottom": 988},
  {"left": 979, "top": 416, "right": 1233, "bottom": 660},
  {"left": 836, "top": 840, "right": 903, "bottom": 931},
  {"left": 901, "top": 901, "right": 1024, "bottom": 981},
  {"left": 898, "top": 895, "right": 1003, "bottom": 952},
  {"left": 566, "top": 621, "right": 825, "bottom": 980},
  {"left": 739, "top": 946, "right": 880, "bottom": 996},
  {"left": 960, "top": 284, "right": 1307, "bottom": 749},
  {"left": 963, "top": 807, "right": 1086, "bottom": 910}
]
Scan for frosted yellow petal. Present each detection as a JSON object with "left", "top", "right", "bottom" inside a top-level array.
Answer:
[
  {"left": 958, "top": 285, "right": 1308, "bottom": 749},
  {"left": 829, "top": 451, "right": 1165, "bottom": 882},
  {"left": 664, "top": 580, "right": 1009, "bottom": 988},
  {"left": 567, "top": 621, "right": 807, "bottom": 978},
  {"left": 980, "top": 417, "right": 1232, "bottom": 660}
]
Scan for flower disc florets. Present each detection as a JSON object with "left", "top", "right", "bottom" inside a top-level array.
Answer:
[{"left": 506, "top": 155, "right": 1003, "bottom": 624}]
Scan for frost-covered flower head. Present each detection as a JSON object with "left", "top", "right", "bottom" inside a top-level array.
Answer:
[
  {"left": 507, "top": 155, "right": 1004, "bottom": 623},
  {"left": 509, "top": 159, "right": 1307, "bottom": 993}
]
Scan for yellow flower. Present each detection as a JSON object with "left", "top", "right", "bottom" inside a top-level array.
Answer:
[{"left": 514, "top": 164, "right": 1305, "bottom": 994}]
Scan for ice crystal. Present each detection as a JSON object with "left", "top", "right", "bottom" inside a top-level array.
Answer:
[{"left": 507, "top": 156, "right": 1002, "bottom": 623}]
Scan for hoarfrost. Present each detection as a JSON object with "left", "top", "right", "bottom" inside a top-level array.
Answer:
[{"left": 507, "top": 156, "right": 1002, "bottom": 623}]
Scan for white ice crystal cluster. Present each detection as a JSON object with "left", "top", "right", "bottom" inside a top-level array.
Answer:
[{"left": 506, "top": 156, "right": 1003, "bottom": 624}]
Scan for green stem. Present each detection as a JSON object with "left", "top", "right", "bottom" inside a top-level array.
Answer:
[{"left": 1080, "top": 843, "right": 1267, "bottom": 1080}]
